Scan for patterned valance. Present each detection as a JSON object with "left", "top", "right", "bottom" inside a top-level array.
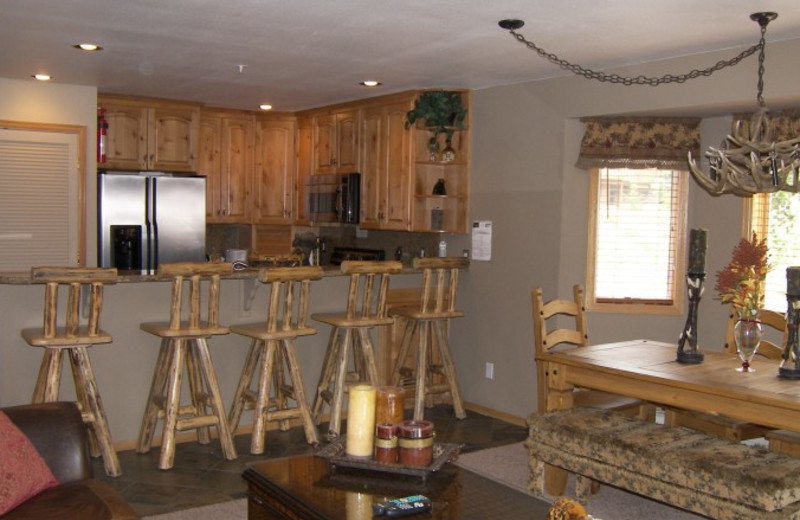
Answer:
[
  {"left": 731, "top": 108, "right": 800, "bottom": 141},
  {"left": 576, "top": 117, "right": 701, "bottom": 170}
]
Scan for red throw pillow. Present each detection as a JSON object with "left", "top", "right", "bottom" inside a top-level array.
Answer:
[{"left": 0, "top": 410, "right": 58, "bottom": 514}]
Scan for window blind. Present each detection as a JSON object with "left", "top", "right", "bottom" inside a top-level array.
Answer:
[
  {"left": 593, "top": 168, "right": 681, "bottom": 304},
  {"left": 0, "top": 129, "right": 79, "bottom": 270}
]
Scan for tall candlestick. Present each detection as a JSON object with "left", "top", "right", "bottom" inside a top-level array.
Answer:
[
  {"left": 346, "top": 385, "right": 376, "bottom": 459},
  {"left": 788, "top": 267, "right": 800, "bottom": 297},
  {"left": 688, "top": 228, "right": 707, "bottom": 274}
]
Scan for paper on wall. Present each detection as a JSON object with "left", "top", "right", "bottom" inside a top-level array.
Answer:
[{"left": 471, "top": 221, "right": 492, "bottom": 261}]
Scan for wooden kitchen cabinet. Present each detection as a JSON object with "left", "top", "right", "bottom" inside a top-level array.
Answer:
[
  {"left": 99, "top": 95, "right": 200, "bottom": 172},
  {"left": 199, "top": 110, "right": 254, "bottom": 223},
  {"left": 359, "top": 99, "right": 413, "bottom": 231},
  {"left": 253, "top": 115, "right": 296, "bottom": 224},
  {"left": 312, "top": 109, "right": 358, "bottom": 174}
]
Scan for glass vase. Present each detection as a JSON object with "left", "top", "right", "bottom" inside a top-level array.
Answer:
[{"left": 733, "top": 318, "right": 763, "bottom": 372}]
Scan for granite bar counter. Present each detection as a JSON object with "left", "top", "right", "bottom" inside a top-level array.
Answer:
[{"left": 0, "top": 264, "right": 428, "bottom": 448}]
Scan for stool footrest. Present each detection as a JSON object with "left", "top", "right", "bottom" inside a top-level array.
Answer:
[{"left": 176, "top": 415, "right": 219, "bottom": 432}]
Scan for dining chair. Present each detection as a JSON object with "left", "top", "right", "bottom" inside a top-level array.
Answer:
[
  {"left": 532, "top": 284, "right": 654, "bottom": 419},
  {"left": 664, "top": 307, "right": 785, "bottom": 442}
]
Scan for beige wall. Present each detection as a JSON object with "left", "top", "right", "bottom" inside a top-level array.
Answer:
[
  {"left": 452, "top": 38, "right": 800, "bottom": 419},
  {"left": 0, "top": 78, "right": 98, "bottom": 263}
]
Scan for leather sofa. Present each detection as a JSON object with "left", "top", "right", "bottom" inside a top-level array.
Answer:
[{"left": 2, "top": 402, "right": 139, "bottom": 519}]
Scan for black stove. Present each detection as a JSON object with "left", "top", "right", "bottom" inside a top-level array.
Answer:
[{"left": 329, "top": 247, "right": 386, "bottom": 265}]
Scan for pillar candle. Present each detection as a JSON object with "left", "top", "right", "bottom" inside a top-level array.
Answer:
[
  {"left": 787, "top": 267, "right": 800, "bottom": 297},
  {"left": 688, "top": 228, "right": 707, "bottom": 274},
  {"left": 345, "top": 491, "right": 373, "bottom": 520},
  {"left": 346, "top": 384, "right": 377, "bottom": 459}
]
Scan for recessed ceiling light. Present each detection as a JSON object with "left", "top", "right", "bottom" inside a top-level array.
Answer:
[
  {"left": 32, "top": 74, "right": 52, "bottom": 81},
  {"left": 359, "top": 80, "right": 382, "bottom": 87},
  {"left": 259, "top": 104, "right": 273, "bottom": 111},
  {"left": 73, "top": 43, "right": 103, "bottom": 51}
]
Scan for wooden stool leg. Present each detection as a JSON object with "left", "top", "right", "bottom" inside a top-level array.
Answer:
[
  {"left": 186, "top": 340, "right": 210, "bottom": 445},
  {"left": 413, "top": 321, "right": 430, "bottom": 421},
  {"left": 312, "top": 327, "right": 341, "bottom": 425},
  {"left": 229, "top": 338, "right": 261, "bottom": 432},
  {"left": 273, "top": 345, "right": 290, "bottom": 431},
  {"left": 193, "top": 338, "right": 237, "bottom": 461},
  {"left": 69, "top": 347, "right": 122, "bottom": 477},
  {"left": 33, "top": 348, "right": 62, "bottom": 403},
  {"left": 356, "top": 328, "right": 379, "bottom": 386},
  {"left": 250, "top": 339, "right": 277, "bottom": 455},
  {"left": 328, "top": 328, "right": 352, "bottom": 439},
  {"left": 159, "top": 339, "right": 186, "bottom": 470},
  {"left": 68, "top": 350, "right": 101, "bottom": 458},
  {"left": 282, "top": 338, "right": 319, "bottom": 445},
  {"left": 391, "top": 320, "right": 418, "bottom": 387},
  {"left": 137, "top": 338, "right": 171, "bottom": 454},
  {"left": 433, "top": 321, "right": 466, "bottom": 419}
]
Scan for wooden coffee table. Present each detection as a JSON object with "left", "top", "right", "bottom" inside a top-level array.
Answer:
[{"left": 243, "top": 452, "right": 551, "bottom": 519}]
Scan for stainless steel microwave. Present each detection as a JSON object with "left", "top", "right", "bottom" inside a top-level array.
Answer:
[{"left": 305, "top": 173, "right": 360, "bottom": 224}]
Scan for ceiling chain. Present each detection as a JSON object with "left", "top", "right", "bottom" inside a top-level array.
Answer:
[{"left": 503, "top": 21, "right": 767, "bottom": 86}]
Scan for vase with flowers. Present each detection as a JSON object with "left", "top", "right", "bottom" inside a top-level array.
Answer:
[{"left": 715, "top": 232, "right": 771, "bottom": 372}]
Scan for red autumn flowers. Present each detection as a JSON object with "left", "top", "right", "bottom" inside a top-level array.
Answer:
[{"left": 714, "top": 232, "right": 770, "bottom": 319}]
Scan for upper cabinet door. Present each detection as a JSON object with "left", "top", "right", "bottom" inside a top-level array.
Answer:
[
  {"left": 198, "top": 116, "right": 222, "bottom": 220},
  {"left": 253, "top": 116, "right": 296, "bottom": 224},
  {"left": 219, "top": 116, "right": 254, "bottom": 222},
  {"left": 149, "top": 105, "right": 200, "bottom": 172},
  {"left": 103, "top": 104, "right": 149, "bottom": 170},
  {"left": 312, "top": 109, "right": 359, "bottom": 175}
]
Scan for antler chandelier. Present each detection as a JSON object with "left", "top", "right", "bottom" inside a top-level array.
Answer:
[{"left": 499, "top": 13, "right": 800, "bottom": 196}]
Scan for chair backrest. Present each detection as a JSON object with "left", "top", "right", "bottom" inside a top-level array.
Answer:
[
  {"left": 531, "top": 284, "right": 588, "bottom": 356},
  {"left": 340, "top": 260, "right": 403, "bottom": 322},
  {"left": 30, "top": 267, "right": 118, "bottom": 340},
  {"left": 157, "top": 262, "right": 233, "bottom": 330},
  {"left": 259, "top": 266, "right": 323, "bottom": 333},
  {"left": 412, "top": 257, "right": 469, "bottom": 317},
  {"left": 723, "top": 307, "right": 786, "bottom": 360}
]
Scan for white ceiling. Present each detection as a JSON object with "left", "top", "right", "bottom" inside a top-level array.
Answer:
[{"left": 2, "top": 0, "right": 800, "bottom": 112}]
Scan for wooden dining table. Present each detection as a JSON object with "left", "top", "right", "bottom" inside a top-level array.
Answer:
[{"left": 536, "top": 339, "right": 800, "bottom": 494}]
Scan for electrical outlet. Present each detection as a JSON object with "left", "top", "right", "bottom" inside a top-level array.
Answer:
[{"left": 485, "top": 362, "right": 494, "bottom": 380}]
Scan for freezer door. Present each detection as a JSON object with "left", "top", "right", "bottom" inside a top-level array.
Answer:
[
  {"left": 98, "top": 173, "right": 148, "bottom": 269},
  {"left": 150, "top": 176, "right": 206, "bottom": 266}
]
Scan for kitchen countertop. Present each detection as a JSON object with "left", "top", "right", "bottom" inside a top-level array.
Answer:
[{"left": 0, "top": 264, "right": 426, "bottom": 285}]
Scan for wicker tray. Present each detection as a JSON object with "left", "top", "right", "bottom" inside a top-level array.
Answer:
[{"left": 315, "top": 437, "right": 462, "bottom": 481}]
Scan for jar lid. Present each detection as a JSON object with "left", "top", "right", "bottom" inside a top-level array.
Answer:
[
  {"left": 375, "top": 423, "right": 398, "bottom": 438},
  {"left": 397, "top": 420, "right": 434, "bottom": 439}
]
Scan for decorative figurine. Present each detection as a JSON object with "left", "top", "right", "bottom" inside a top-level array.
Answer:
[
  {"left": 779, "top": 266, "right": 800, "bottom": 379},
  {"left": 677, "top": 228, "right": 707, "bottom": 364}
]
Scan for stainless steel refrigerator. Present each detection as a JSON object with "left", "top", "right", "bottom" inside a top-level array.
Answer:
[{"left": 98, "top": 171, "right": 206, "bottom": 273}]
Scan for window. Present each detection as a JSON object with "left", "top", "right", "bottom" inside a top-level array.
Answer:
[
  {"left": 0, "top": 123, "right": 85, "bottom": 269},
  {"left": 586, "top": 167, "right": 688, "bottom": 313},
  {"left": 746, "top": 192, "right": 800, "bottom": 312}
]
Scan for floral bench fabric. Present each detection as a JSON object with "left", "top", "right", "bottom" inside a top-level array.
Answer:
[{"left": 527, "top": 408, "right": 800, "bottom": 520}]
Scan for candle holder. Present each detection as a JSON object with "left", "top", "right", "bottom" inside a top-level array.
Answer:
[
  {"left": 779, "top": 295, "right": 800, "bottom": 379},
  {"left": 677, "top": 272, "right": 705, "bottom": 364}
]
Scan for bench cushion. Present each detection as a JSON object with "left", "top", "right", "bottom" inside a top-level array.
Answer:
[{"left": 527, "top": 408, "right": 800, "bottom": 514}]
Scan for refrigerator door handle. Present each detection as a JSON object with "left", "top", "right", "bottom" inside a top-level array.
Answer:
[{"left": 145, "top": 177, "right": 156, "bottom": 274}]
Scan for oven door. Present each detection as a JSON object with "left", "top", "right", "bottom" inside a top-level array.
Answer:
[{"left": 305, "top": 174, "right": 339, "bottom": 222}]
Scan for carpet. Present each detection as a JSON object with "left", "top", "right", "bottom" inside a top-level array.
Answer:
[
  {"left": 143, "top": 499, "right": 246, "bottom": 519},
  {"left": 455, "top": 442, "right": 704, "bottom": 520}
]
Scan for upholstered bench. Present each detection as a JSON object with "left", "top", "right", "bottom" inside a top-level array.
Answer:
[{"left": 526, "top": 408, "right": 800, "bottom": 520}]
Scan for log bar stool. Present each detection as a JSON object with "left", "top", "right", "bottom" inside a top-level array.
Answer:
[
  {"left": 21, "top": 267, "right": 122, "bottom": 477},
  {"left": 137, "top": 262, "right": 237, "bottom": 470},
  {"left": 311, "top": 260, "right": 403, "bottom": 439},
  {"left": 228, "top": 266, "right": 323, "bottom": 454},
  {"left": 390, "top": 257, "right": 468, "bottom": 421}
]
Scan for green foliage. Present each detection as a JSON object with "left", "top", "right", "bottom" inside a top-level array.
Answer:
[{"left": 405, "top": 91, "right": 467, "bottom": 152}]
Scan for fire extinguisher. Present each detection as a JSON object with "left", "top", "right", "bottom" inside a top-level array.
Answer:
[{"left": 97, "top": 107, "right": 108, "bottom": 164}]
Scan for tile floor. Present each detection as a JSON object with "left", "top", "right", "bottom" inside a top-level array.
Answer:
[{"left": 92, "top": 405, "right": 529, "bottom": 517}]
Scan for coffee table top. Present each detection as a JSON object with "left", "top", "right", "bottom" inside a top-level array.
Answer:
[{"left": 243, "top": 453, "right": 551, "bottom": 519}]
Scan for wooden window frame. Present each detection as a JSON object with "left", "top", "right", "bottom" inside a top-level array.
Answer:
[{"left": 585, "top": 167, "right": 688, "bottom": 315}]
